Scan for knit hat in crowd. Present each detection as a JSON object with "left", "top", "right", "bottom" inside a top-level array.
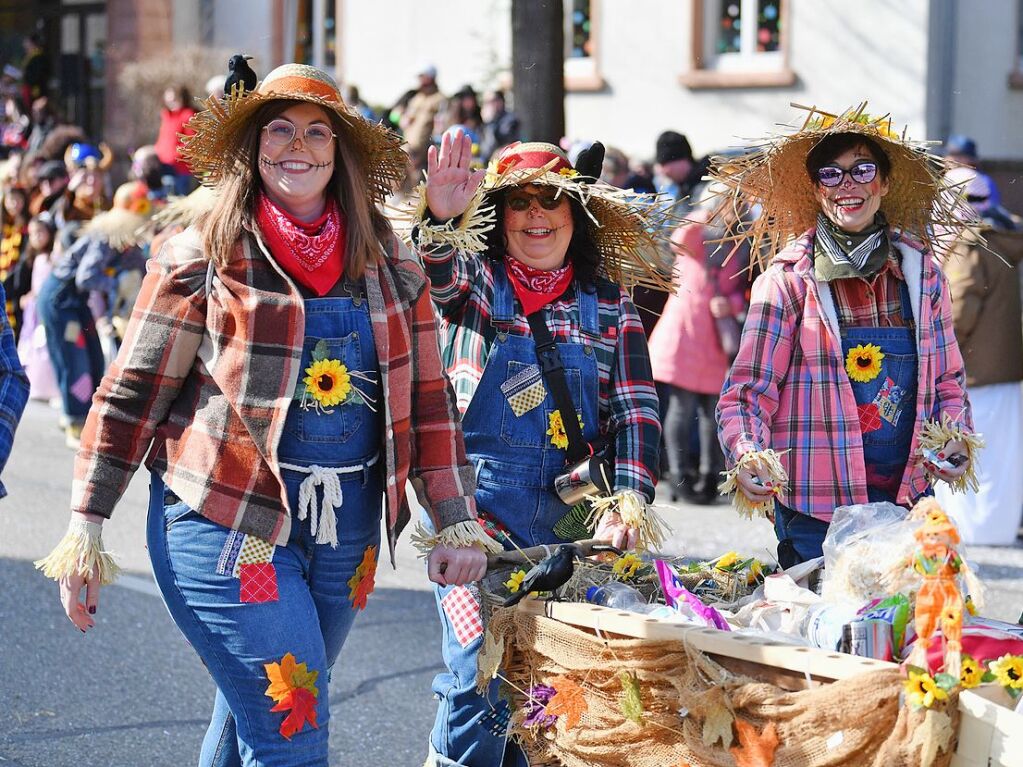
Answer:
[{"left": 655, "top": 131, "right": 693, "bottom": 165}]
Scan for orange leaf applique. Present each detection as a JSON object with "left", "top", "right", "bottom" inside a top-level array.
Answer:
[
  {"left": 729, "top": 718, "right": 779, "bottom": 767},
  {"left": 347, "top": 545, "right": 377, "bottom": 610},
  {"left": 545, "top": 675, "right": 588, "bottom": 730},
  {"left": 264, "top": 653, "right": 320, "bottom": 739},
  {"left": 271, "top": 687, "right": 318, "bottom": 740}
]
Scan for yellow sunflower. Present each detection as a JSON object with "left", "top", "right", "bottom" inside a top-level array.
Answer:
[
  {"left": 505, "top": 569, "right": 527, "bottom": 593},
  {"left": 612, "top": 553, "right": 643, "bottom": 581},
  {"left": 547, "top": 410, "right": 584, "bottom": 450},
  {"left": 845, "top": 343, "right": 885, "bottom": 383},
  {"left": 904, "top": 669, "right": 948, "bottom": 708},
  {"left": 714, "top": 551, "right": 740, "bottom": 570},
  {"left": 991, "top": 654, "right": 1023, "bottom": 691},
  {"left": 959, "top": 655, "right": 983, "bottom": 689},
  {"left": 303, "top": 358, "right": 351, "bottom": 408}
]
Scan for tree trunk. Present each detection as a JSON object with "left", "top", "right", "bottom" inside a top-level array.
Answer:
[{"left": 511, "top": 0, "right": 565, "bottom": 144}]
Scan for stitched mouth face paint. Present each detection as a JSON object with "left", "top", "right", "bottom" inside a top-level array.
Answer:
[{"left": 260, "top": 156, "right": 333, "bottom": 170}]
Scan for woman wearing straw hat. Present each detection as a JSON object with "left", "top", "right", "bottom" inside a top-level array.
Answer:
[
  {"left": 413, "top": 133, "right": 671, "bottom": 766},
  {"left": 714, "top": 104, "right": 981, "bottom": 568},
  {"left": 36, "top": 64, "right": 497, "bottom": 766}
]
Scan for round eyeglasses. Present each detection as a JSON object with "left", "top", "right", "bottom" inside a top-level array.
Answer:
[
  {"left": 262, "top": 118, "right": 336, "bottom": 149},
  {"left": 815, "top": 162, "right": 878, "bottom": 188},
  {"left": 505, "top": 189, "right": 564, "bottom": 212}
]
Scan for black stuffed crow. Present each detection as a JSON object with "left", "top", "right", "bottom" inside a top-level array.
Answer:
[
  {"left": 502, "top": 542, "right": 621, "bottom": 607},
  {"left": 225, "top": 54, "right": 257, "bottom": 97}
]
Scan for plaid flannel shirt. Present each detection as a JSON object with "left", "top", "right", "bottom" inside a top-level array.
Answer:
[
  {"left": 72, "top": 227, "right": 477, "bottom": 560},
  {"left": 717, "top": 229, "right": 972, "bottom": 520},
  {"left": 0, "top": 282, "right": 28, "bottom": 499},
  {"left": 418, "top": 243, "right": 660, "bottom": 502}
]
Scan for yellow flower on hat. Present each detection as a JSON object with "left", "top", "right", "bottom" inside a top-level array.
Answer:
[
  {"left": 558, "top": 167, "right": 580, "bottom": 178},
  {"left": 845, "top": 343, "right": 885, "bottom": 383},
  {"left": 903, "top": 669, "right": 948, "bottom": 708},
  {"left": 303, "top": 359, "right": 351, "bottom": 408}
]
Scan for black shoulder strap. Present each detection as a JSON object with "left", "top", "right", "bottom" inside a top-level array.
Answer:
[{"left": 526, "top": 309, "right": 590, "bottom": 464}]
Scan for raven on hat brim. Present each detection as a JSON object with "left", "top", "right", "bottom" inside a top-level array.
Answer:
[{"left": 179, "top": 63, "right": 407, "bottom": 205}]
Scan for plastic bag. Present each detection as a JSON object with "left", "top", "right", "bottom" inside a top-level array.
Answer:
[{"left": 820, "top": 501, "right": 918, "bottom": 605}]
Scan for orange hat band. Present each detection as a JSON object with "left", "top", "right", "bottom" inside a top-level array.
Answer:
[{"left": 258, "top": 75, "right": 339, "bottom": 103}]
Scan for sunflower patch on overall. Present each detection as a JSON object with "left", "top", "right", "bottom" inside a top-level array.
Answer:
[
  {"left": 547, "top": 409, "right": 584, "bottom": 450},
  {"left": 845, "top": 343, "right": 884, "bottom": 383},
  {"left": 264, "top": 652, "right": 320, "bottom": 739},
  {"left": 296, "top": 340, "right": 377, "bottom": 414},
  {"left": 347, "top": 545, "right": 377, "bottom": 610}
]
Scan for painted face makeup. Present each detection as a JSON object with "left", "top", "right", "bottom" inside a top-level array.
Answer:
[
  {"left": 503, "top": 184, "right": 574, "bottom": 270},
  {"left": 257, "top": 102, "right": 336, "bottom": 220},
  {"left": 815, "top": 146, "right": 890, "bottom": 233}
]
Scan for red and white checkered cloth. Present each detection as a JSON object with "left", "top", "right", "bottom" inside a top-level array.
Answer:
[
  {"left": 441, "top": 586, "right": 484, "bottom": 647},
  {"left": 240, "top": 562, "right": 279, "bottom": 603}
]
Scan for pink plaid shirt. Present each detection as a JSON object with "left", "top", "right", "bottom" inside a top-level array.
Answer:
[{"left": 717, "top": 229, "right": 972, "bottom": 520}]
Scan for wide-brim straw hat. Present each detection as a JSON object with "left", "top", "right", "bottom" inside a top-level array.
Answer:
[
  {"left": 706, "top": 102, "right": 963, "bottom": 266},
  {"left": 411, "top": 141, "right": 676, "bottom": 291},
  {"left": 179, "top": 63, "right": 407, "bottom": 205}
]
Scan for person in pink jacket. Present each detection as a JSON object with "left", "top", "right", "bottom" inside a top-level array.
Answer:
[{"left": 648, "top": 186, "right": 749, "bottom": 503}]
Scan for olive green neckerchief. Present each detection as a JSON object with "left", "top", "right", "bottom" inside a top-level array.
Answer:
[{"left": 813, "top": 212, "right": 890, "bottom": 282}]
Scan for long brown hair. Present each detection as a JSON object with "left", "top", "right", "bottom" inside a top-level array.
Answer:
[{"left": 197, "top": 99, "right": 392, "bottom": 278}]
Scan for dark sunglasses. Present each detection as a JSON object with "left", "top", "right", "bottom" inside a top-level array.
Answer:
[
  {"left": 815, "top": 162, "right": 878, "bottom": 188},
  {"left": 505, "top": 189, "right": 564, "bottom": 211}
]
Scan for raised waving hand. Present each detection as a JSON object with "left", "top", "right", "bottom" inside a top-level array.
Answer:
[{"left": 425, "top": 130, "right": 487, "bottom": 221}]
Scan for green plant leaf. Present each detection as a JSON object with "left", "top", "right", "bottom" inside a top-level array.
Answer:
[
  {"left": 933, "top": 673, "right": 958, "bottom": 691},
  {"left": 312, "top": 340, "right": 330, "bottom": 361}
]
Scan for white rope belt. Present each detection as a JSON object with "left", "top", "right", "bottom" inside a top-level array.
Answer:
[{"left": 279, "top": 453, "right": 380, "bottom": 548}]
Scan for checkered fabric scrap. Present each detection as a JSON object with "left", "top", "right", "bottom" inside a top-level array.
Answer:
[{"left": 441, "top": 585, "right": 484, "bottom": 647}]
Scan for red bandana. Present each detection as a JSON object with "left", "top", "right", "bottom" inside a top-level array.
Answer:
[
  {"left": 255, "top": 193, "right": 346, "bottom": 297},
  {"left": 505, "top": 257, "right": 574, "bottom": 315}
]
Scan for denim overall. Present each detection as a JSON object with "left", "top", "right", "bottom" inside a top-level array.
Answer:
[
  {"left": 775, "top": 280, "right": 918, "bottom": 566},
  {"left": 429, "top": 265, "right": 601, "bottom": 767},
  {"left": 35, "top": 273, "right": 105, "bottom": 423},
  {"left": 147, "top": 291, "right": 383, "bottom": 767}
]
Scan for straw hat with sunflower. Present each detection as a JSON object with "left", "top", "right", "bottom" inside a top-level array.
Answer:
[
  {"left": 179, "top": 63, "right": 407, "bottom": 206},
  {"left": 409, "top": 139, "right": 677, "bottom": 292},
  {"left": 707, "top": 102, "right": 964, "bottom": 267}
]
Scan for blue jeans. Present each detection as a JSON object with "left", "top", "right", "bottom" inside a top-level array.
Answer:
[
  {"left": 36, "top": 275, "right": 104, "bottom": 421},
  {"left": 773, "top": 501, "right": 830, "bottom": 569},
  {"left": 147, "top": 468, "right": 381, "bottom": 767}
]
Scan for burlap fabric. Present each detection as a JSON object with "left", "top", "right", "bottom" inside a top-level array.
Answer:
[{"left": 487, "top": 607, "right": 959, "bottom": 767}]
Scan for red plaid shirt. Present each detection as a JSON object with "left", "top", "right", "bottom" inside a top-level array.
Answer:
[
  {"left": 829, "top": 253, "right": 911, "bottom": 329},
  {"left": 72, "top": 228, "right": 477, "bottom": 560}
]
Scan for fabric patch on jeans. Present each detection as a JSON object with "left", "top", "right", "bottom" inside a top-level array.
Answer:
[
  {"left": 857, "top": 402, "right": 882, "bottom": 434},
  {"left": 441, "top": 585, "right": 484, "bottom": 647},
  {"left": 500, "top": 363, "right": 545, "bottom": 416},
  {"left": 69, "top": 372, "right": 93, "bottom": 403},
  {"left": 63, "top": 320, "right": 81, "bottom": 344},
  {"left": 873, "top": 376, "right": 908, "bottom": 425},
  {"left": 231, "top": 534, "right": 275, "bottom": 577},
  {"left": 479, "top": 700, "right": 511, "bottom": 737},
  {"left": 240, "top": 562, "right": 279, "bottom": 603},
  {"left": 217, "top": 530, "right": 245, "bottom": 576}
]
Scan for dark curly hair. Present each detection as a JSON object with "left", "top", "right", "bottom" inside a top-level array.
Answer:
[{"left": 484, "top": 188, "right": 602, "bottom": 288}]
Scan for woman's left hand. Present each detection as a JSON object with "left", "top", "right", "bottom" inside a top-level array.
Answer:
[
  {"left": 595, "top": 511, "right": 639, "bottom": 551},
  {"left": 923, "top": 438, "right": 970, "bottom": 483},
  {"left": 427, "top": 544, "right": 488, "bottom": 586}
]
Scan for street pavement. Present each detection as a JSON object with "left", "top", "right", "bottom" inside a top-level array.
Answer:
[{"left": 2, "top": 399, "right": 1022, "bottom": 765}]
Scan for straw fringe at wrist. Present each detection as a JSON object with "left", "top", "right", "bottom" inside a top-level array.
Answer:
[
  {"left": 718, "top": 449, "right": 788, "bottom": 519},
  {"left": 410, "top": 520, "right": 504, "bottom": 557},
  {"left": 408, "top": 181, "right": 496, "bottom": 255},
  {"left": 917, "top": 412, "right": 984, "bottom": 493},
  {"left": 583, "top": 490, "right": 671, "bottom": 551},
  {"left": 34, "top": 518, "right": 121, "bottom": 585}
]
